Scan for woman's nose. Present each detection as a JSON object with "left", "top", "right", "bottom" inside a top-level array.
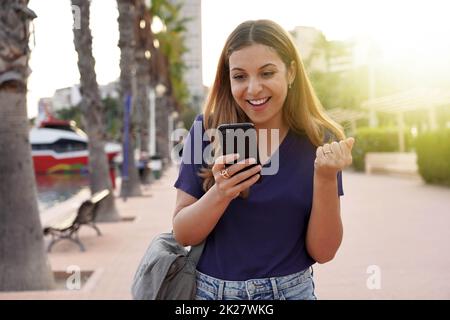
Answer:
[{"left": 247, "top": 77, "right": 262, "bottom": 96}]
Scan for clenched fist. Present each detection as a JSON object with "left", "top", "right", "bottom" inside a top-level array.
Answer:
[{"left": 314, "top": 137, "right": 355, "bottom": 179}]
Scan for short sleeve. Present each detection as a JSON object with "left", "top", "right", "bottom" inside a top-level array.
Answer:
[
  {"left": 337, "top": 170, "right": 344, "bottom": 196},
  {"left": 173, "top": 114, "right": 206, "bottom": 199}
]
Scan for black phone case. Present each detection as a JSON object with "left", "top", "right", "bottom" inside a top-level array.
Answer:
[{"left": 217, "top": 123, "right": 262, "bottom": 183}]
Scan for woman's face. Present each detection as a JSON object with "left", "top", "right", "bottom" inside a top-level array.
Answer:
[{"left": 229, "top": 43, "right": 294, "bottom": 129}]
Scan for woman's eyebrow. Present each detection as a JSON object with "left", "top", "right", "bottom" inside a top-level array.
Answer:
[{"left": 230, "top": 63, "right": 277, "bottom": 72}]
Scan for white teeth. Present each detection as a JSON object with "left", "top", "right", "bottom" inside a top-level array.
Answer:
[{"left": 248, "top": 97, "right": 269, "bottom": 106}]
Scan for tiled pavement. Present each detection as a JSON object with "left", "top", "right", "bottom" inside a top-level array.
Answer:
[
  {"left": 314, "top": 171, "right": 450, "bottom": 299},
  {"left": 0, "top": 166, "right": 177, "bottom": 299}
]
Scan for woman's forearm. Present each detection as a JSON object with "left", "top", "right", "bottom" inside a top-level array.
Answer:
[
  {"left": 173, "top": 185, "right": 231, "bottom": 246},
  {"left": 306, "top": 172, "right": 343, "bottom": 263}
]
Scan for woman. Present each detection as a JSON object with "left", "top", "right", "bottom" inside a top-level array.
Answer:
[{"left": 173, "top": 19, "right": 354, "bottom": 300}]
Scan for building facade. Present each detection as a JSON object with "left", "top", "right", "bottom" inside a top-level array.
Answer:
[
  {"left": 291, "top": 26, "right": 357, "bottom": 74},
  {"left": 50, "top": 82, "right": 119, "bottom": 112}
]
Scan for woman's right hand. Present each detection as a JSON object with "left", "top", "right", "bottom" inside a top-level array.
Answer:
[{"left": 212, "top": 153, "right": 262, "bottom": 201}]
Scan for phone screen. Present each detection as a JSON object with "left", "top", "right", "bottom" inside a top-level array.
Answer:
[{"left": 217, "top": 123, "right": 261, "bottom": 183}]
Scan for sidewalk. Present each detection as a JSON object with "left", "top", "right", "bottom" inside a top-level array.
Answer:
[
  {"left": 0, "top": 165, "right": 179, "bottom": 299},
  {"left": 1, "top": 167, "right": 449, "bottom": 299},
  {"left": 314, "top": 170, "right": 450, "bottom": 299}
]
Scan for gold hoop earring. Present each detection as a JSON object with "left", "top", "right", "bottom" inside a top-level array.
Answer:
[{"left": 288, "top": 83, "right": 292, "bottom": 89}]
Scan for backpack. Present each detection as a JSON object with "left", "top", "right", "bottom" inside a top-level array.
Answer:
[{"left": 131, "top": 232, "right": 205, "bottom": 300}]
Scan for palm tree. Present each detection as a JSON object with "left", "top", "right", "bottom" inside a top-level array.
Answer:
[
  {"left": 117, "top": 0, "right": 142, "bottom": 197},
  {"left": 0, "top": 0, "right": 54, "bottom": 291},
  {"left": 135, "top": 0, "right": 153, "bottom": 183},
  {"left": 153, "top": 52, "right": 174, "bottom": 162},
  {"left": 149, "top": 0, "right": 188, "bottom": 163},
  {"left": 71, "top": 0, "right": 120, "bottom": 222}
]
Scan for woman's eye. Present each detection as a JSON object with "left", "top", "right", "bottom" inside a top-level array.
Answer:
[
  {"left": 232, "top": 74, "right": 246, "bottom": 81},
  {"left": 262, "top": 71, "right": 275, "bottom": 77}
]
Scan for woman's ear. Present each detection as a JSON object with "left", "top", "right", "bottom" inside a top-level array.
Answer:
[{"left": 288, "top": 60, "right": 297, "bottom": 85}]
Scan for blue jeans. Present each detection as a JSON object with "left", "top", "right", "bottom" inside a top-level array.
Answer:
[{"left": 195, "top": 267, "right": 317, "bottom": 300}]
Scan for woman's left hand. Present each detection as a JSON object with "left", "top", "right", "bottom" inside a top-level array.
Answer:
[{"left": 314, "top": 137, "right": 355, "bottom": 179}]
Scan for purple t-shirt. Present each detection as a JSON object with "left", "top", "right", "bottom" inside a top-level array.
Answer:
[{"left": 174, "top": 114, "right": 344, "bottom": 281}]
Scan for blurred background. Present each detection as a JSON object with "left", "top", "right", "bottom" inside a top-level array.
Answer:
[
  {"left": 0, "top": 0, "right": 449, "bottom": 299},
  {"left": 26, "top": 0, "right": 450, "bottom": 205}
]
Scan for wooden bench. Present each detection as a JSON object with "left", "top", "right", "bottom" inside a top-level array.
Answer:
[
  {"left": 365, "top": 152, "right": 418, "bottom": 176},
  {"left": 43, "top": 189, "right": 110, "bottom": 252}
]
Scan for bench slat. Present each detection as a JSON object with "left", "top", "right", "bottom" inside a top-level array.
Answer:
[{"left": 90, "top": 189, "right": 110, "bottom": 204}]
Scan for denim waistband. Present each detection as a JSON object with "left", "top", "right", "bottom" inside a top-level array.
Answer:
[{"left": 196, "top": 267, "right": 313, "bottom": 300}]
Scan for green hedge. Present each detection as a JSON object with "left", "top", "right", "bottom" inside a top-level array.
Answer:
[
  {"left": 352, "top": 127, "right": 414, "bottom": 171},
  {"left": 415, "top": 129, "right": 450, "bottom": 186}
]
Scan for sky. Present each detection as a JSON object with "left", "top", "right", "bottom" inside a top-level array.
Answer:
[{"left": 26, "top": 0, "right": 450, "bottom": 118}]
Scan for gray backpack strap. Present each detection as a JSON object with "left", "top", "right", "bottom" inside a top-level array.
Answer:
[{"left": 187, "top": 241, "right": 205, "bottom": 264}]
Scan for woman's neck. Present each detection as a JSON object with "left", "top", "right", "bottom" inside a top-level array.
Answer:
[
  {"left": 254, "top": 118, "right": 289, "bottom": 143},
  {"left": 254, "top": 117, "right": 289, "bottom": 163}
]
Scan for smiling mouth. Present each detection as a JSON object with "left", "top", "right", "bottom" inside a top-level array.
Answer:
[{"left": 247, "top": 97, "right": 271, "bottom": 107}]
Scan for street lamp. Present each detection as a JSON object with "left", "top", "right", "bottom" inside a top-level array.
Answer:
[
  {"left": 149, "top": 83, "right": 167, "bottom": 159},
  {"left": 168, "top": 111, "right": 179, "bottom": 161}
]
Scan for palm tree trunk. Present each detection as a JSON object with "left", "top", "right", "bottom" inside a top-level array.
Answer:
[
  {"left": 117, "top": 0, "right": 142, "bottom": 197},
  {"left": 0, "top": 0, "right": 54, "bottom": 291},
  {"left": 136, "top": 71, "right": 150, "bottom": 156},
  {"left": 71, "top": 0, "right": 120, "bottom": 222},
  {"left": 136, "top": 70, "right": 152, "bottom": 184},
  {"left": 135, "top": 0, "right": 153, "bottom": 184},
  {"left": 153, "top": 53, "right": 175, "bottom": 167}
]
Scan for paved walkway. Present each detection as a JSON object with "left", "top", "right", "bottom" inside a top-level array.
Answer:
[
  {"left": 314, "top": 171, "right": 450, "bottom": 299},
  {"left": 0, "top": 167, "right": 178, "bottom": 299},
  {"left": 1, "top": 167, "right": 449, "bottom": 299}
]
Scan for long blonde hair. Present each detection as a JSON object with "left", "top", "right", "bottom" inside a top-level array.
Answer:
[{"left": 199, "top": 19, "right": 344, "bottom": 193}]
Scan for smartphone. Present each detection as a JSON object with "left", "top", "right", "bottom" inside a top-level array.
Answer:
[{"left": 217, "top": 122, "right": 262, "bottom": 183}]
